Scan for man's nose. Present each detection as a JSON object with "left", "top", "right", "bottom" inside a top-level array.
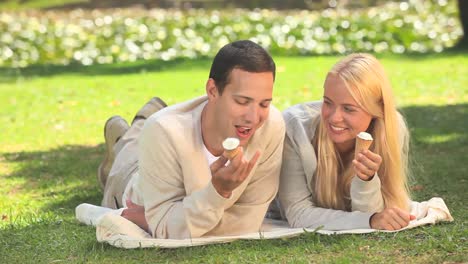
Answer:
[{"left": 245, "top": 105, "right": 260, "bottom": 124}]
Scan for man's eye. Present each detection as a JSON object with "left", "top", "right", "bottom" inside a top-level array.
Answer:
[
  {"left": 260, "top": 102, "right": 271, "bottom": 108},
  {"left": 236, "top": 99, "right": 249, "bottom": 105}
]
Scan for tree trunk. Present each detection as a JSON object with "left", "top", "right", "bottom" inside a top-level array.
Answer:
[{"left": 458, "top": 0, "right": 468, "bottom": 48}]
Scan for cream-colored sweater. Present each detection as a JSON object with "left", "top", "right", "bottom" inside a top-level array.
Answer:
[
  {"left": 277, "top": 101, "right": 385, "bottom": 230},
  {"left": 128, "top": 96, "right": 285, "bottom": 239}
]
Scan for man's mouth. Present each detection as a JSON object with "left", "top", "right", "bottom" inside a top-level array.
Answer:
[{"left": 235, "top": 126, "right": 253, "bottom": 139}]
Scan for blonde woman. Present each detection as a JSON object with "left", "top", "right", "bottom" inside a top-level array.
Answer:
[{"left": 277, "top": 53, "right": 415, "bottom": 231}]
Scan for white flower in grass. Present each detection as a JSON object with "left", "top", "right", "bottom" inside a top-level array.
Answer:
[
  {"left": 255, "top": 24, "right": 265, "bottom": 32},
  {"left": 156, "top": 29, "right": 166, "bottom": 40},
  {"left": 97, "top": 55, "right": 113, "bottom": 64},
  {"left": 153, "top": 41, "right": 162, "bottom": 51},
  {"left": 295, "top": 40, "right": 304, "bottom": 49},
  {"left": 125, "top": 40, "right": 140, "bottom": 55},
  {"left": 217, "top": 36, "right": 229, "bottom": 49},
  {"left": 2, "top": 47, "right": 13, "bottom": 59},
  {"left": 182, "top": 49, "right": 197, "bottom": 59},
  {"left": 139, "top": 24, "right": 148, "bottom": 36},
  {"left": 210, "top": 13, "right": 220, "bottom": 24},
  {"left": 201, "top": 43, "right": 210, "bottom": 54},
  {"left": 73, "top": 50, "right": 83, "bottom": 60},
  {"left": 304, "top": 39, "right": 317, "bottom": 51},
  {"left": 103, "top": 16, "right": 113, "bottom": 25},
  {"left": 124, "top": 18, "right": 135, "bottom": 27},
  {"left": 1, "top": 33, "right": 13, "bottom": 44},
  {"left": 82, "top": 57, "right": 92, "bottom": 65},
  {"left": 391, "top": 45, "right": 405, "bottom": 54},
  {"left": 249, "top": 11, "right": 262, "bottom": 22},
  {"left": 257, "top": 34, "right": 271, "bottom": 47},
  {"left": 95, "top": 17, "right": 104, "bottom": 27},
  {"left": 373, "top": 42, "right": 389, "bottom": 53}
]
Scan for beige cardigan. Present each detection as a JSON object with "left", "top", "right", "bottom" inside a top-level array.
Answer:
[
  {"left": 277, "top": 101, "right": 385, "bottom": 230},
  {"left": 128, "top": 96, "right": 285, "bottom": 239}
]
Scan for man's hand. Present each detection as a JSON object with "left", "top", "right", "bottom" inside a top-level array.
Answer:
[
  {"left": 210, "top": 148, "right": 261, "bottom": 198},
  {"left": 370, "top": 207, "right": 416, "bottom": 230},
  {"left": 121, "top": 200, "right": 149, "bottom": 233},
  {"left": 352, "top": 149, "right": 382, "bottom": 181}
]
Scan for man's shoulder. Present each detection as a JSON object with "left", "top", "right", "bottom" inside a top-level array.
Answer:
[
  {"left": 264, "top": 104, "right": 285, "bottom": 129},
  {"left": 145, "top": 96, "right": 207, "bottom": 130}
]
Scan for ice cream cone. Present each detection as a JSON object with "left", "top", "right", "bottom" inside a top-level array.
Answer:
[
  {"left": 222, "top": 137, "right": 240, "bottom": 159},
  {"left": 355, "top": 132, "right": 373, "bottom": 158}
]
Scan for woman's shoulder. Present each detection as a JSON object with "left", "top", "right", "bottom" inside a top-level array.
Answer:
[
  {"left": 282, "top": 101, "right": 322, "bottom": 125},
  {"left": 282, "top": 101, "right": 322, "bottom": 139}
]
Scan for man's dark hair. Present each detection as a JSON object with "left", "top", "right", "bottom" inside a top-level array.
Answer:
[{"left": 209, "top": 40, "right": 276, "bottom": 94}]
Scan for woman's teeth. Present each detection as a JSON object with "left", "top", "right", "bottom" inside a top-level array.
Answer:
[{"left": 331, "top": 125, "right": 345, "bottom": 131}]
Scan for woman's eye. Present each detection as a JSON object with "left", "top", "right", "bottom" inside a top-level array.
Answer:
[{"left": 344, "top": 106, "right": 355, "bottom": 112}]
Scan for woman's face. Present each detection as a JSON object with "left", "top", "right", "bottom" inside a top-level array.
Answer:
[{"left": 321, "top": 74, "right": 373, "bottom": 154}]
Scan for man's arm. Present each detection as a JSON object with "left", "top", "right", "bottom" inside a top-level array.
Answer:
[
  {"left": 121, "top": 200, "right": 149, "bottom": 233},
  {"left": 137, "top": 119, "right": 233, "bottom": 239},
  {"left": 202, "top": 113, "right": 286, "bottom": 236}
]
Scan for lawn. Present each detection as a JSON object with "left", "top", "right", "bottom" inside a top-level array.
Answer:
[{"left": 0, "top": 52, "right": 467, "bottom": 263}]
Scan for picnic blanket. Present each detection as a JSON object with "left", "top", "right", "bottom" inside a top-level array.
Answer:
[{"left": 75, "top": 197, "right": 453, "bottom": 249}]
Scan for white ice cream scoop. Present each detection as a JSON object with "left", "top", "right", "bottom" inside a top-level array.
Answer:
[{"left": 222, "top": 137, "right": 240, "bottom": 159}]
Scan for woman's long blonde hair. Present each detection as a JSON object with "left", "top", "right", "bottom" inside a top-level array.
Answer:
[{"left": 313, "top": 53, "right": 410, "bottom": 211}]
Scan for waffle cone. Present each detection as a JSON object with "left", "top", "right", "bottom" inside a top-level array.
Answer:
[
  {"left": 355, "top": 137, "right": 373, "bottom": 158},
  {"left": 224, "top": 147, "right": 240, "bottom": 160}
]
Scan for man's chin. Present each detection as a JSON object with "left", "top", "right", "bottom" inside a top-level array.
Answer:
[{"left": 239, "top": 134, "right": 254, "bottom": 147}]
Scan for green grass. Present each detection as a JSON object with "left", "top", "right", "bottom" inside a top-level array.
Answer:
[
  {"left": 0, "top": 0, "right": 88, "bottom": 10},
  {"left": 0, "top": 53, "right": 467, "bottom": 263}
]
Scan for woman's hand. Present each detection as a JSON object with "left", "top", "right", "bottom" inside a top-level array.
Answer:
[
  {"left": 370, "top": 207, "right": 416, "bottom": 230},
  {"left": 352, "top": 149, "right": 382, "bottom": 181}
]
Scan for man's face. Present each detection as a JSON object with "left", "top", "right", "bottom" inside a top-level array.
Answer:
[{"left": 209, "top": 68, "right": 274, "bottom": 148}]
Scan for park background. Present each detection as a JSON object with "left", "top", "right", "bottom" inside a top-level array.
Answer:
[{"left": 0, "top": 0, "right": 467, "bottom": 263}]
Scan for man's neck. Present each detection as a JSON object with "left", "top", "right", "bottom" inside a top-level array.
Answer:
[{"left": 201, "top": 104, "right": 224, "bottom": 156}]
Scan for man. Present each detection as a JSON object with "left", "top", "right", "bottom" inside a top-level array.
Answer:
[{"left": 99, "top": 40, "right": 285, "bottom": 239}]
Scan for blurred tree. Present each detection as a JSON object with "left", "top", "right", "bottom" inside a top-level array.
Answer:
[{"left": 458, "top": 0, "right": 467, "bottom": 48}]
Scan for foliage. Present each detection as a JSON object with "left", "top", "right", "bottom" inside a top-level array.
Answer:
[{"left": 0, "top": 0, "right": 462, "bottom": 67}]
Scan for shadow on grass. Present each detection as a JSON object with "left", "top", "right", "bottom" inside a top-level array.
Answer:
[
  {"left": 1, "top": 104, "right": 467, "bottom": 213},
  {"left": 0, "top": 57, "right": 213, "bottom": 83},
  {"left": 400, "top": 103, "right": 467, "bottom": 202},
  {"left": 1, "top": 144, "right": 105, "bottom": 211},
  {"left": 402, "top": 103, "right": 467, "bottom": 144}
]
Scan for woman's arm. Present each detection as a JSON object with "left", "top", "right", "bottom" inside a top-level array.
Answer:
[
  {"left": 278, "top": 135, "right": 374, "bottom": 230},
  {"left": 351, "top": 143, "right": 385, "bottom": 211}
]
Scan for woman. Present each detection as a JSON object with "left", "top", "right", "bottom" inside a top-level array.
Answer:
[{"left": 277, "top": 53, "right": 415, "bottom": 231}]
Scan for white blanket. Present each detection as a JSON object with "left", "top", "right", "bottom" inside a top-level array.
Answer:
[{"left": 75, "top": 197, "right": 453, "bottom": 249}]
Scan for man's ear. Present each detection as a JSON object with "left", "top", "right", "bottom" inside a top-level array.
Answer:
[{"left": 206, "top": 78, "right": 218, "bottom": 101}]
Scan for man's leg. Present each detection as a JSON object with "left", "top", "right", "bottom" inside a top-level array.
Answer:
[
  {"left": 100, "top": 97, "right": 167, "bottom": 209},
  {"left": 97, "top": 116, "right": 129, "bottom": 190}
]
